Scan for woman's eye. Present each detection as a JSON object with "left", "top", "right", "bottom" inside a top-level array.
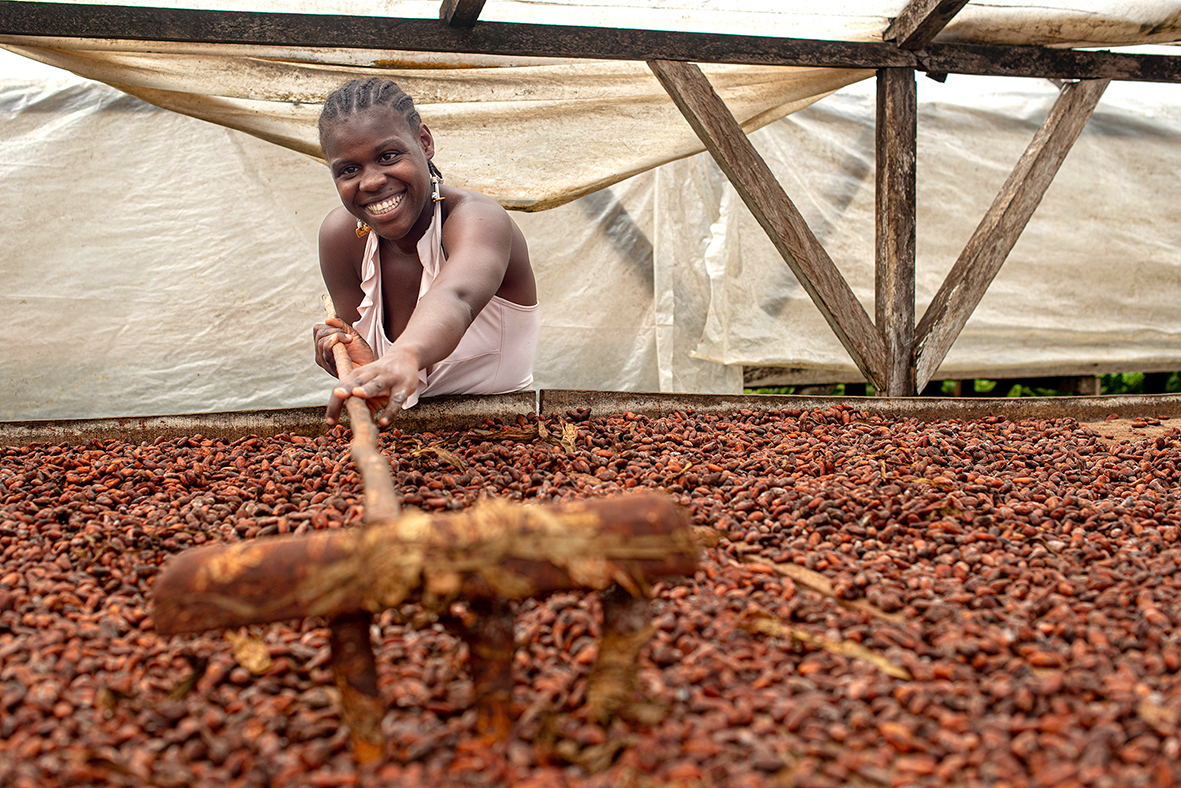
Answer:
[
  {"left": 335, "top": 165, "right": 358, "bottom": 178},
  {"left": 379, "top": 151, "right": 398, "bottom": 163}
]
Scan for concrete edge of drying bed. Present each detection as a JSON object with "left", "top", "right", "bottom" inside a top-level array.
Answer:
[
  {"left": 3, "top": 390, "right": 1180, "bottom": 447},
  {"left": 0, "top": 392, "right": 538, "bottom": 447},
  {"left": 539, "top": 390, "right": 1181, "bottom": 424}
]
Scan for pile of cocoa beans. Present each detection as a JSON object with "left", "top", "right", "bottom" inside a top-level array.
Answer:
[{"left": 2, "top": 404, "right": 1180, "bottom": 787}]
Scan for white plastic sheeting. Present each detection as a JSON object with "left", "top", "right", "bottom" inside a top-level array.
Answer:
[
  {"left": 665, "top": 77, "right": 1181, "bottom": 387},
  {"left": 2, "top": 72, "right": 1179, "bottom": 421},
  {"left": 0, "top": 73, "right": 672, "bottom": 420},
  {"left": 0, "top": 38, "right": 868, "bottom": 209},
  {"left": 3, "top": 2, "right": 1180, "bottom": 208}
]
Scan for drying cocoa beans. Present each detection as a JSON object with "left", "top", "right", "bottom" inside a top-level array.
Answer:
[{"left": 2, "top": 406, "right": 1180, "bottom": 787}]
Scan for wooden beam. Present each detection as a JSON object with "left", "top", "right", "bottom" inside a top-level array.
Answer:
[
  {"left": 884, "top": 0, "right": 970, "bottom": 50},
  {"left": 874, "top": 67, "right": 917, "bottom": 396},
  {"left": 440, "top": 0, "right": 486, "bottom": 28},
  {"left": 919, "top": 42, "right": 1181, "bottom": 83},
  {"left": 0, "top": 2, "right": 913, "bottom": 68},
  {"left": 2, "top": 2, "right": 1181, "bottom": 82},
  {"left": 647, "top": 59, "right": 887, "bottom": 390},
  {"left": 913, "top": 78, "right": 1110, "bottom": 391}
]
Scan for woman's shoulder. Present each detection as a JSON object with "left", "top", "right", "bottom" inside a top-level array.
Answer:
[
  {"left": 441, "top": 184, "right": 505, "bottom": 215},
  {"left": 320, "top": 204, "right": 363, "bottom": 239},
  {"left": 439, "top": 184, "right": 515, "bottom": 238},
  {"left": 318, "top": 205, "right": 369, "bottom": 276}
]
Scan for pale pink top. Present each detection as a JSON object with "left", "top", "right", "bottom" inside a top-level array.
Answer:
[{"left": 352, "top": 199, "right": 539, "bottom": 409}]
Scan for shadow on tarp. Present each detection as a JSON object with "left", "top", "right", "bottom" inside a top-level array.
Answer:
[{"left": 2, "top": 391, "right": 1180, "bottom": 447}]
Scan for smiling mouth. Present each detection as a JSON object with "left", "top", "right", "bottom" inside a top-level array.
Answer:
[{"left": 366, "top": 194, "right": 404, "bottom": 216}]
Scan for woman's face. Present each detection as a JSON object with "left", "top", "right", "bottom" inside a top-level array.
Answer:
[{"left": 322, "top": 105, "right": 435, "bottom": 245}]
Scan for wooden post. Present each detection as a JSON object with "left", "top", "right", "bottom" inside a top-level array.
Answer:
[
  {"left": 449, "top": 599, "right": 516, "bottom": 739},
  {"left": 874, "top": 67, "right": 918, "bottom": 396},
  {"left": 584, "top": 585, "right": 653, "bottom": 722},
  {"left": 647, "top": 59, "right": 887, "bottom": 392},
  {"left": 439, "top": 0, "right": 486, "bottom": 27},
  {"left": 883, "top": 0, "right": 972, "bottom": 50}
]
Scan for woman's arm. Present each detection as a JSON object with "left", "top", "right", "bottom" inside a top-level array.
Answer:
[
  {"left": 394, "top": 191, "right": 515, "bottom": 367},
  {"left": 313, "top": 206, "right": 372, "bottom": 377}
]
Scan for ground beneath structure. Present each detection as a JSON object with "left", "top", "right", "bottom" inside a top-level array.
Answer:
[{"left": 2, "top": 405, "right": 1180, "bottom": 787}]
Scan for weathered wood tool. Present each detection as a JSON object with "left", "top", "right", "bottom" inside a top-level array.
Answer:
[{"left": 151, "top": 297, "right": 698, "bottom": 764}]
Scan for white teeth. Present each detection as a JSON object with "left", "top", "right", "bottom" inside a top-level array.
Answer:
[{"left": 367, "top": 194, "right": 403, "bottom": 215}]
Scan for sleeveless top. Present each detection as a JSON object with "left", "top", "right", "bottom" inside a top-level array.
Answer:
[{"left": 352, "top": 199, "right": 539, "bottom": 409}]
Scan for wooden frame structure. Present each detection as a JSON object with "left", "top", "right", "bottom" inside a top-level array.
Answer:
[{"left": 2, "top": 1, "right": 1178, "bottom": 396}]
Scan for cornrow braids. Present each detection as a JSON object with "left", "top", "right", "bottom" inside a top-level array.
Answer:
[{"left": 318, "top": 77, "right": 423, "bottom": 145}]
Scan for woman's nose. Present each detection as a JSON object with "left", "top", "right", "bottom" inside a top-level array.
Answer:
[{"left": 359, "top": 167, "right": 384, "bottom": 191}]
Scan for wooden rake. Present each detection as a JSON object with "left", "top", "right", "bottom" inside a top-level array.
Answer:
[{"left": 150, "top": 296, "right": 699, "bottom": 764}]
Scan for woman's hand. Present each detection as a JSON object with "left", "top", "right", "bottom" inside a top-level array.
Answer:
[
  {"left": 325, "top": 346, "right": 421, "bottom": 427},
  {"left": 313, "top": 317, "right": 375, "bottom": 377}
]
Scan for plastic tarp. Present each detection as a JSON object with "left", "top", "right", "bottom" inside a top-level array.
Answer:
[
  {"left": 0, "top": 71, "right": 681, "bottom": 419},
  {"left": 0, "top": 40, "right": 867, "bottom": 210},
  {"left": 663, "top": 77, "right": 1181, "bottom": 388},
  {"left": 4, "top": 1, "right": 1181, "bottom": 208},
  {"left": 4, "top": 71, "right": 1180, "bottom": 421}
]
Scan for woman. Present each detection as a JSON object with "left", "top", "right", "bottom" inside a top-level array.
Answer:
[{"left": 312, "top": 77, "right": 538, "bottom": 427}]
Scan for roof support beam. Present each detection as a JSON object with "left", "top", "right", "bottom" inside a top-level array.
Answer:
[
  {"left": 647, "top": 58, "right": 887, "bottom": 391},
  {"left": 2, "top": 2, "right": 1180, "bottom": 82},
  {"left": 913, "top": 78, "right": 1110, "bottom": 392},
  {"left": 919, "top": 42, "right": 1178, "bottom": 82},
  {"left": 440, "top": 0, "right": 486, "bottom": 28},
  {"left": 884, "top": 0, "right": 971, "bottom": 50},
  {"left": 874, "top": 67, "right": 917, "bottom": 396}
]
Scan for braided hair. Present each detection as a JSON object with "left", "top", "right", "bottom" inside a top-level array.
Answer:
[{"left": 319, "top": 77, "right": 444, "bottom": 180}]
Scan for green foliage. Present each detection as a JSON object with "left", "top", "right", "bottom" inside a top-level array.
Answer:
[
  {"left": 745, "top": 372, "right": 1179, "bottom": 398},
  {"left": 1101, "top": 372, "right": 1143, "bottom": 395},
  {"left": 1005, "top": 383, "right": 1067, "bottom": 397},
  {"left": 939, "top": 379, "right": 998, "bottom": 395}
]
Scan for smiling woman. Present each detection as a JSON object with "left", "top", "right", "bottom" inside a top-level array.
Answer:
[{"left": 311, "top": 77, "right": 539, "bottom": 426}]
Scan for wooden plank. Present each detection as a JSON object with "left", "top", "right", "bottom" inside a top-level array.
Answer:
[
  {"left": 0, "top": 2, "right": 912, "bottom": 68},
  {"left": 913, "top": 78, "right": 1110, "bottom": 392},
  {"left": 440, "top": 0, "right": 486, "bottom": 28},
  {"left": 647, "top": 59, "right": 887, "bottom": 390},
  {"left": 884, "top": 0, "right": 971, "bottom": 50},
  {"left": 920, "top": 42, "right": 1181, "bottom": 83},
  {"left": 874, "top": 67, "right": 917, "bottom": 396},
  {"left": 2, "top": 2, "right": 1181, "bottom": 82}
]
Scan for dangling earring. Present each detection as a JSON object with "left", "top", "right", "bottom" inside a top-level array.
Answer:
[
  {"left": 355, "top": 219, "right": 370, "bottom": 238},
  {"left": 429, "top": 160, "right": 444, "bottom": 203}
]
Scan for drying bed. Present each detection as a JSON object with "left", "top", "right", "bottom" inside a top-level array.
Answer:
[{"left": 2, "top": 404, "right": 1180, "bottom": 787}]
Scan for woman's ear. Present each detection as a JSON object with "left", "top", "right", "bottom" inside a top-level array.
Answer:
[{"left": 418, "top": 124, "right": 435, "bottom": 159}]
